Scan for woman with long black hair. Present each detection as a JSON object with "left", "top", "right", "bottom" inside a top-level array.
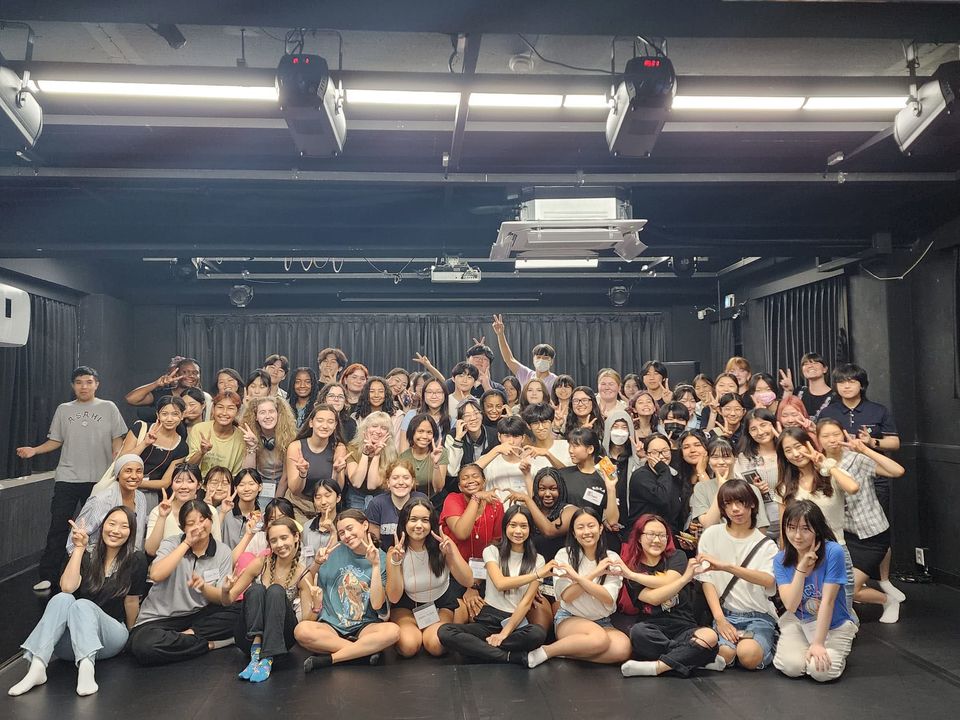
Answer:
[
  {"left": 9, "top": 506, "right": 147, "bottom": 697},
  {"left": 509, "top": 467, "right": 578, "bottom": 562},
  {"left": 437, "top": 505, "right": 553, "bottom": 664},
  {"left": 289, "top": 367, "right": 320, "bottom": 428}
]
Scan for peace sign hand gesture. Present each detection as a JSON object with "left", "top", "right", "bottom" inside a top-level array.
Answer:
[
  {"left": 778, "top": 368, "right": 795, "bottom": 394},
  {"left": 295, "top": 455, "right": 310, "bottom": 478},
  {"left": 198, "top": 430, "right": 213, "bottom": 455},
  {"left": 361, "top": 533, "right": 380, "bottom": 567},
  {"left": 187, "top": 573, "right": 206, "bottom": 593},
  {"left": 144, "top": 421, "right": 161, "bottom": 447},
  {"left": 156, "top": 370, "right": 182, "bottom": 388},
  {"left": 240, "top": 423, "right": 258, "bottom": 450},
  {"left": 68, "top": 519, "right": 89, "bottom": 549},
  {"left": 314, "top": 538, "right": 340, "bottom": 568},
  {"left": 799, "top": 441, "right": 826, "bottom": 469},
  {"left": 662, "top": 378, "right": 673, "bottom": 403},
  {"left": 491, "top": 314, "right": 505, "bottom": 336},
  {"left": 332, "top": 445, "right": 348, "bottom": 473},
  {"left": 798, "top": 541, "right": 821, "bottom": 574},
  {"left": 430, "top": 439, "right": 444, "bottom": 465},
  {"left": 389, "top": 532, "right": 406, "bottom": 564},
  {"left": 304, "top": 573, "right": 323, "bottom": 612},
  {"left": 412, "top": 352, "right": 433, "bottom": 369},
  {"left": 432, "top": 531, "right": 455, "bottom": 557},
  {"left": 219, "top": 488, "right": 238, "bottom": 516},
  {"left": 841, "top": 429, "right": 868, "bottom": 454},
  {"left": 157, "top": 486, "right": 174, "bottom": 518}
]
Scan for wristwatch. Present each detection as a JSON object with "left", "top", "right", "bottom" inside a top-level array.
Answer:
[{"left": 819, "top": 458, "right": 838, "bottom": 477}]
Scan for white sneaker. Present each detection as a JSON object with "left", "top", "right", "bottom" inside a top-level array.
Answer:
[{"left": 32, "top": 580, "right": 52, "bottom": 592}]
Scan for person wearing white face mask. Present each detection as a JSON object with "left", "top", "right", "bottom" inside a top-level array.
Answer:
[
  {"left": 491, "top": 313, "right": 559, "bottom": 392},
  {"left": 602, "top": 410, "right": 641, "bottom": 490}
]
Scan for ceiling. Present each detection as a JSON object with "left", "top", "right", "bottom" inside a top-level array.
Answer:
[{"left": 1, "top": 2, "right": 958, "bottom": 309}]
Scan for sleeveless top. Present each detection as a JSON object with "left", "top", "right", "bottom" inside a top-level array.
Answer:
[{"left": 299, "top": 438, "right": 334, "bottom": 498}]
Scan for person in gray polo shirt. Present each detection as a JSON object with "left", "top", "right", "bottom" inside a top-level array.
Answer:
[{"left": 128, "top": 500, "right": 238, "bottom": 665}]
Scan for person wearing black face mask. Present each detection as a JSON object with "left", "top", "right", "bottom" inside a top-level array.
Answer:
[
  {"left": 621, "top": 434, "right": 691, "bottom": 541},
  {"left": 657, "top": 402, "right": 690, "bottom": 448}
]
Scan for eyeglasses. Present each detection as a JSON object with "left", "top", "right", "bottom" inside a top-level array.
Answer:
[
  {"left": 786, "top": 525, "right": 815, "bottom": 535},
  {"left": 647, "top": 448, "right": 671, "bottom": 459},
  {"left": 572, "top": 398, "right": 592, "bottom": 406},
  {"left": 641, "top": 532, "right": 668, "bottom": 541},
  {"left": 325, "top": 393, "right": 345, "bottom": 400},
  {"left": 425, "top": 390, "right": 444, "bottom": 396}
]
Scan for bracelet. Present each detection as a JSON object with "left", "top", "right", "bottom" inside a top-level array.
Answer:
[{"left": 389, "top": 558, "right": 403, "bottom": 566}]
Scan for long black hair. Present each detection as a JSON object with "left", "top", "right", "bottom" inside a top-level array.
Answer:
[
  {"left": 290, "top": 367, "right": 320, "bottom": 409},
  {"left": 533, "top": 467, "right": 568, "bottom": 526},
  {"left": 564, "top": 385, "right": 603, "bottom": 436},
  {"left": 776, "top": 426, "right": 833, "bottom": 505},
  {"left": 564, "top": 507, "right": 609, "bottom": 583},
  {"left": 397, "top": 498, "right": 445, "bottom": 577},
  {"left": 354, "top": 376, "right": 397, "bottom": 419},
  {"left": 309, "top": 478, "right": 342, "bottom": 532},
  {"left": 82, "top": 505, "right": 139, "bottom": 598},
  {"left": 497, "top": 505, "right": 538, "bottom": 577},
  {"left": 229, "top": 468, "right": 262, "bottom": 518},
  {"left": 677, "top": 429, "right": 709, "bottom": 487},
  {"left": 739, "top": 408, "right": 778, "bottom": 458},
  {"left": 779, "top": 499, "right": 836, "bottom": 569}
]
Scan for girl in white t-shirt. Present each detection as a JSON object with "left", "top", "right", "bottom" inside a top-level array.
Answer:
[
  {"left": 385, "top": 499, "right": 474, "bottom": 657},
  {"left": 526, "top": 508, "right": 631, "bottom": 668},
  {"left": 437, "top": 506, "right": 553, "bottom": 664}
]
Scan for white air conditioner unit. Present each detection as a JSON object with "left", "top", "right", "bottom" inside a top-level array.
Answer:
[
  {"left": 492, "top": 219, "right": 648, "bottom": 259},
  {"left": 519, "top": 197, "right": 631, "bottom": 223}
]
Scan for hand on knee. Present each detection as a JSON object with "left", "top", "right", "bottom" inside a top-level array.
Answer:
[{"left": 807, "top": 650, "right": 842, "bottom": 682}]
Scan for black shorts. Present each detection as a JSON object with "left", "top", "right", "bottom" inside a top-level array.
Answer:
[
  {"left": 334, "top": 620, "right": 380, "bottom": 641},
  {"left": 393, "top": 581, "right": 462, "bottom": 612},
  {"left": 845, "top": 530, "right": 889, "bottom": 580}
]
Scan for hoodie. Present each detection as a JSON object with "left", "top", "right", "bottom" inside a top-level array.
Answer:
[{"left": 602, "top": 409, "right": 641, "bottom": 483}]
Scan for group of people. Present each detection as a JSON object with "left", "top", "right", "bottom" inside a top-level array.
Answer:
[{"left": 10, "top": 314, "right": 906, "bottom": 696}]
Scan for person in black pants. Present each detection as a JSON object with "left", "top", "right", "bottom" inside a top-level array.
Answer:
[
  {"left": 617, "top": 514, "right": 719, "bottom": 677},
  {"left": 17, "top": 366, "right": 127, "bottom": 591},
  {"left": 438, "top": 506, "right": 553, "bottom": 664}
]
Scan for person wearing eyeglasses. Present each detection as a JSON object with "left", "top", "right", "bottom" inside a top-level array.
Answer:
[{"left": 621, "top": 434, "right": 690, "bottom": 538}]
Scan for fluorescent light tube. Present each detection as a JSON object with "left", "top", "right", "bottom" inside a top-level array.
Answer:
[
  {"left": 469, "top": 93, "right": 563, "bottom": 108},
  {"left": 672, "top": 95, "right": 805, "bottom": 111},
  {"left": 562, "top": 94, "right": 611, "bottom": 109},
  {"left": 36, "top": 80, "right": 278, "bottom": 101},
  {"left": 803, "top": 96, "right": 908, "bottom": 111},
  {"left": 345, "top": 89, "right": 460, "bottom": 106},
  {"left": 515, "top": 258, "right": 599, "bottom": 269}
]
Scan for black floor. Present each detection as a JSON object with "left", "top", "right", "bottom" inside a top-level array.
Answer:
[{"left": 1, "top": 573, "right": 958, "bottom": 720}]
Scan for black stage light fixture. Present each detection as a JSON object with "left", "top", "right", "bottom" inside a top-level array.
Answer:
[
  {"left": 150, "top": 24, "right": 187, "bottom": 50},
  {"left": 670, "top": 256, "right": 696, "bottom": 278},
  {"left": 608, "top": 285, "right": 630, "bottom": 307},
  {"left": 276, "top": 54, "right": 346, "bottom": 157},
  {"left": 894, "top": 60, "right": 960, "bottom": 155},
  {"left": 229, "top": 285, "right": 254, "bottom": 308},
  {"left": 606, "top": 55, "right": 676, "bottom": 157}
]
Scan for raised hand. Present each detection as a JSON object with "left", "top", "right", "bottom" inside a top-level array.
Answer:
[
  {"left": 841, "top": 429, "right": 868, "bottom": 454},
  {"left": 471, "top": 335, "right": 486, "bottom": 348},
  {"left": 332, "top": 446, "right": 348, "bottom": 473},
  {"left": 185, "top": 523, "right": 206, "bottom": 547},
  {"left": 144, "top": 421, "right": 161, "bottom": 447},
  {"left": 198, "top": 430, "right": 213, "bottom": 455},
  {"left": 431, "top": 531, "right": 455, "bottom": 557},
  {"left": 506, "top": 490, "right": 531, "bottom": 506},
  {"left": 305, "top": 573, "right": 323, "bottom": 612},
  {"left": 219, "top": 488, "right": 238, "bottom": 516},
  {"left": 455, "top": 419, "right": 467, "bottom": 441},
  {"left": 362, "top": 533, "right": 380, "bottom": 566},
  {"left": 797, "top": 541, "right": 820, "bottom": 574},
  {"left": 295, "top": 455, "right": 311, "bottom": 478},
  {"left": 799, "top": 441, "right": 826, "bottom": 469},
  {"left": 245, "top": 510, "right": 263, "bottom": 536},
  {"left": 778, "top": 368, "right": 795, "bottom": 394},
  {"left": 662, "top": 378, "right": 673, "bottom": 402},
  {"left": 241, "top": 423, "right": 258, "bottom": 450},
  {"left": 221, "top": 573, "right": 237, "bottom": 593},
  {"left": 68, "top": 519, "right": 89, "bottom": 549},
  {"left": 773, "top": 421, "right": 783, "bottom": 438},
  {"left": 412, "top": 352, "right": 433, "bottom": 368},
  {"left": 491, "top": 314, "right": 505, "bottom": 335},
  {"left": 856, "top": 426, "right": 877, "bottom": 448},
  {"left": 187, "top": 573, "right": 206, "bottom": 593},
  {"left": 389, "top": 532, "right": 407, "bottom": 564},
  {"left": 314, "top": 538, "right": 340, "bottom": 568},
  {"left": 583, "top": 416, "right": 598, "bottom": 429},
  {"left": 430, "top": 439, "right": 444, "bottom": 465},
  {"left": 156, "top": 370, "right": 183, "bottom": 388},
  {"left": 157, "top": 486, "right": 174, "bottom": 518}
]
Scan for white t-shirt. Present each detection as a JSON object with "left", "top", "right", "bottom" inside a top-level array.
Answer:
[
  {"left": 529, "top": 439, "right": 573, "bottom": 476},
  {"left": 553, "top": 548, "right": 622, "bottom": 621},
  {"left": 696, "top": 524, "right": 777, "bottom": 616},
  {"left": 779, "top": 476, "right": 848, "bottom": 545},
  {"left": 484, "top": 455, "right": 527, "bottom": 503},
  {"left": 402, "top": 548, "right": 450, "bottom": 603},
  {"left": 482, "top": 545, "right": 545, "bottom": 613}
]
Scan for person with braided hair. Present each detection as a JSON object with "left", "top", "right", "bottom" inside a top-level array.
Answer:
[{"left": 221, "top": 517, "right": 319, "bottom": 682}]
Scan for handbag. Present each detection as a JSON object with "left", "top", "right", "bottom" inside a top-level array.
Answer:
[{"left": 90, "top": 421, "right": 147, "bottom": 496}]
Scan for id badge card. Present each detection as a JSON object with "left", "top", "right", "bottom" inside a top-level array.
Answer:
[
  {"left": 413, "top": 603, "right": 441, "bottom": 629},
  {"left": 259, "top": 483, "right": 277, "bottom": 500},
  {"left": 302, "top": 545, "right": 316, "bottom": 565},
  {"left": 582, "top": 486, "right": 604, "bottom": 506},
  {"left": 202, "top": 568, "right": 220, "bottom": 584},
  {"left": 469, "top": 557, "right": 487, "bottom": 580}
]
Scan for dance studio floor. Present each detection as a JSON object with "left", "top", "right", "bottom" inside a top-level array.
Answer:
[{"left": 1, "top": 573, "right": 958, "bottom": 720}]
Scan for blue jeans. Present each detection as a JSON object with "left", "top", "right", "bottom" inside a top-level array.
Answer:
[
  {"left": 21, "top": 592, "right": 129, "bottom": 666},
  {"left": 714, "top": 610, "right": 777, "bottom": 669}
]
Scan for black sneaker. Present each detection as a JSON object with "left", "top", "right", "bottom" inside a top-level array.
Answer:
[
  {"left": 368, "top": 652, "right": 383, "bottom": 666},
  {"left": 303, "top": 654, "right": 333, "bottom": 674},
  {"left": 507, "top": 651, "right": 529, "bottom": 666}
]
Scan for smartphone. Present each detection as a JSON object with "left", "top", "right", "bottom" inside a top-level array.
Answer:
[
  {"left": 742, "top": 470, "right": 773, "bottom": 503},
  {"left": 737, "top": 630, "right": 755, "bottom": 640}
]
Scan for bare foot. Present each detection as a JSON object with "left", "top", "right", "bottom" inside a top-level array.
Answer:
[{"left": 180, "top": 629, "right": 196, "bottom": 636}]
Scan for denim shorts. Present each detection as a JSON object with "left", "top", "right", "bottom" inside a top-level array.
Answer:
[
  {"left": 554, "top": 608, "right": 614, "bottom": 631},
  {"left": 714, "top": 610, "right": 777, "bottom": 669}
]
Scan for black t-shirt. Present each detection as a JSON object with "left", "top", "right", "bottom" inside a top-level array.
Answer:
[
  {"left": 75, "top": 550, "right": 149, "bottom": 624},
  {"left": 798, "top": 387, "right": 833, "bottom": 418},
  {"left": 559, "top": 467, "right": 608, "bottom": 514},
  {"left": 131, "top": 420, "right": 189, "bottom": 480},
  {"left": 625, "top": 550, "right": 694, "bottom": 624}
]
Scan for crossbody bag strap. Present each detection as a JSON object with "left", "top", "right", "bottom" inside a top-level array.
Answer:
[{"left": 717, "top": 537, "right": 774, "bottom": 608}]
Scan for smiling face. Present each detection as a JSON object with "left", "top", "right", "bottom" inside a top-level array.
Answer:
[
  {"left": 72, "top": 374, "right": 99, "bottom": 402},
  {"left": 246, "top": 376, "right": 270, "bottom": 399},
  {"left": 505, "top": 512, "right": 530, "bottom": 547},
  {"left": 483, "top": 394, "right": 505, "bottom": 421},
  {"left": 404, "top": 504, "right": 433, "bottom": 542},
  {"left": 387, "top": 465, "right": 415, "bottom": 498},
  {"left": 554, "top": 382, "right": 573, "bottom": 401},
  {"left": 203, "top": 471, "right": 230, "bottom": 503},
  {"left": 536, "top": 475, "right": 559, "bottom": 508},
  {"left": 784, "top": 516, "right": 816, "bottom": 554},
  {"left": 117, "top": 462, "right": 144, "bottom": 492},
  {"left": 319, "top": 352, "right": 341, "bottom": 379},
  {"left": 217, "top": 372, "right": 239, "bottom": 395},
  {"left": 720, "top": 400, "right": 745, "bottom": 426},
  {"left": 715, "top": 376, "right": 739, "bottom": 396},
  {"left": 313, "top": 484, "right": 339, "bottom": 515},
  {"left": 454, "top": 371, "right": 475, "bottom": 394},
  {"left": 182, "top": 509, "right": 212, "bottom": 542},
  {"left": 336, "top": 517, "right": 369, "bottom": 552},
  {"left": 178, "top": 363, "right": 201, "bottom": 389},
  {"left": 364, "top": 422, "right": 389, "bottom": 446},
  {"left": 293, "top": 371, "right": 313, "bottom": 400},
  {"left": 524, "top": 382, "right": 545, "bottom": 404},
  {"left": 780, "top": 434, "right": 810, "bottom": 468},
  {"left": 504, "top": 382, "right": 519, "bottom": 405},
  {"left": 645, "top": 437, "right": 672, "bottom": 467},
  {"left": 468, "top": 353, "right": 490, "bottom": 374},
  {"left": 779, "top": 403, "right": 805, "bottom": 428},
  {"left": 642, "top": 368, "right": 663, "bottom": 391},
  {"left": 571, "top": 391, "right": 593, "bottom": 418},
  {"left": 256, "top": 400, "right": 279, "bottom": 431},
  {"left": 680, "top": 435, "right": 706, "bottom": 467},
  {"left": 171, "top": 470, "right": 200, "bottom": 502},
  {"left": 458, "top": 465, "right": 485, "bottom": 496},
  {"left": 817, "top": 422, "right": 845, "bottom": 453},
  {"left": 263, "top": 360, "right": 286, "bottom": 387},
  {"left": 182, "top": 395, "right": 204, "bottom": 423},
  {"left": 573, "top": 512, "right": 601, "bottom": 549},
  {"left": 311, "top": 408, "right": 337, "bottom": 440},
  {"left": 367, "top": 380, "right": 386, "bottom": 408},
  {"left": 235, "top": 474, "right": 260, "bottom": 503},
  {"left": 597, "top": 376, "right": 620, "bottom": 401},
  {"left": 156, "top": 403, "right": 183, "bottom": 431},
  {"left": 100, "top": 509, "right": 132, "bottom": 548},
  {"left": 344, "top": 369, "right": 367, "bottom": 393},
  {"left": 412, "top": 420, "right": 434, "bottom": 450},
  {"left": 708, "top": 447, "right": 734, "bottom": 477},
  {"left": 676, "top": 391, "right": 697, "bottom": 417},
  {"left": 213, "top": 399, "right": 239, "bottom": 427},
  {"left": 568, "top": 441, "right": 593, "bottom": 465},
  {"left": 323, "top": 386, "right": 346, "bottom": 412},
  {"left": 638, "top": 519, "right": 669, "bottom": 561},
  {"left": 422, "top": 381, "right": 445, "bottom": 410},
  {"left": 694, "top": 379, "right": 714, "bottom": 403},
  {"left": 267, "top": 523, "right": 299, "bottom": 560},
  {"left": 460, "top": 404, "right": 484, "bottom": 434},
  {"left": 387, "top": 373, "right": 408, "bottom": 397},
  {"left": 801, "top": 359, "right": 827, "bottom": 381},
  {"left": 747, "top": 416, "right": 775, "bottom": 445}
]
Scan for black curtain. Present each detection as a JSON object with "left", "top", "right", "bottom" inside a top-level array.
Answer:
[
  {"left": 0, "top": 295, "right": 79, "bottom": 479},
  {"left": 762, "top": 275, "right": 850, "bottom": 380},
  {"left": 710, "top": 319, "right": 735, "bottom": 377},
  {"left": 179, "top": 311, "right": 665, "bottom": 388},
  {"left": 954, "top": 247, "right": 960, "bottom": 399}
]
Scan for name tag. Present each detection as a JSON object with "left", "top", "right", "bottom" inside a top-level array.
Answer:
[
  {"left": 259, "top": 483, "right": 277, "bottom": 499},
  {"left": 413, "top": 602, "right": 441, "bottom": 629},
  {"left": 302, "top": 545, "right": 316, "bottom": 564},
  {"left": 583, "top": 486, "right": 604, "bottom": 506},
  {"left": 381, "top": 523, "right": 397, "bottom": 538},
  {"left": 469, "top": 557, "right": 487, "bottom": 580},
  {"left": 202, "top": 568, "right": 220, "bottom": 584}
]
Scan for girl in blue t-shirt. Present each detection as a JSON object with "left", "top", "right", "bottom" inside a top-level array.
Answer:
[{"left": 773, "top": 500, "right": 858, "bottom": 682}]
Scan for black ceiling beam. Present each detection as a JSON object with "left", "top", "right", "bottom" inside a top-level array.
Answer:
[
  {"left": 447, "top": 34, "right": 481, "bottom": 175},
  {"left": 3, "top": 1, "right": 960, "bottom": 40}
]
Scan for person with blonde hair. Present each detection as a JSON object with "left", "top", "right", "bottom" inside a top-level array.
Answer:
[
  {"left": 345, "top": 411, "right": 398, "bottom": 510},
  {"left": 239, "top": 396, "right": 298, "bottom": 506}
]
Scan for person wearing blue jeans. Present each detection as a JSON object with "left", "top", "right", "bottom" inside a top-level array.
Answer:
[{"left": 9, "top": 506, "right": 147, "bottom": 697}]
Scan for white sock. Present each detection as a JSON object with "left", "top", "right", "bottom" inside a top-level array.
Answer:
[
  {"left": 8, "top": 657, "right": 47, "bottom": 697},
  {"left": 621, "top": 660, "right": 660, "bottom": 677},
  {"left": 879, "top": 580, "right": 906, "bottom": 603},
  {"left": 526, "top": 647, "right": 548, "bottom": 669},
  {"left": 879, "top": 598, "right": 901, "bottom": 624},
  {"left": 75, "top": 658, "right": 98, "bottom": 696},
  {"left": 703, "top": 656, "right": 727, "bottom": 672}
]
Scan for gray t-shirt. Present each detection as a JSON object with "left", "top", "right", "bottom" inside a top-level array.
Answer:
[
  {"left": 134, "top": 536, "right": 233, "bottom": 627},
  {"left": 47, "top": 398, "right": 128, "bottom": 484},
  {"left": 690, "top": 477, "right": 770, "bottom": 528}
]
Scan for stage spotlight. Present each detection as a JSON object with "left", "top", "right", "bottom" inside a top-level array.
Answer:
[
  {"left": 150, "top": 24, "right": 187, "bottom": 50},
  {"left": 670, "top": 256, "right": 696, "bottom": 278},
  {"left": 229, "top": 284, "right": 254, "bottom": 308},
  {"left": 608, "top": 285, "right": 630, "bottom": 307}
]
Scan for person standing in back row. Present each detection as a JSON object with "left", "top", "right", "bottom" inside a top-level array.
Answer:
[
  {"left": 492, "top": 314, "right": 558, "bottom": 393},
  {"left": 17, "top": 366, "right": 128, "bottom": 592}
]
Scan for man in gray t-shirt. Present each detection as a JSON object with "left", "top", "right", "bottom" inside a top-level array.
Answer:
[{"left": 17, "top": 366, "right": 127, "bottom": 590}]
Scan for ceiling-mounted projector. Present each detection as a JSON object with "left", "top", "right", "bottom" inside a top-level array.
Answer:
[
  {"left": 276, "top": 54, "right": 346, "bottom": 157},
  {"left": 431, "top": 258, "right": 481, "bottom": 284},
  {"left": 0, "top": 24, "right": 42, "bottom": 151},
  {"left": 606, "top": 55, "right": 676, "bottom": 157},
  {"left": 894, "top": 60, "right": 960, "bottom": 155}
]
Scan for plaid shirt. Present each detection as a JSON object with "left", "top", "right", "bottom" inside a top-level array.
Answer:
[
  {"left": 69, "top": 484, "right": 148, "bottom": 553},
  {"left": 839, "top": 450, "right": 889, "bottom": 539}
]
